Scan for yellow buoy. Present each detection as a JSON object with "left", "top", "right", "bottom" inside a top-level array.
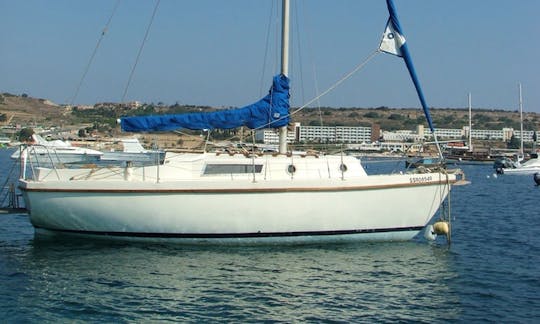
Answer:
[{"left": 433, "top": 221, "right": 450, "bottom": 235}]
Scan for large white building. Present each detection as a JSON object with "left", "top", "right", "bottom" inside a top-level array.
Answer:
[
  {"left": 255, "top": 123, "right": 299, "bottom": 144},
  {"left": 256, "top": 123, "right": 536, "bottom": 145},
  {"left": 256, "top": 123, "right": 374, "bottom": 144},
  {"left": 423, "top": 127, "right": 534, "bottom": 142},
  {"left": 299, "top": 125, "right": 372, "bottom": 143}
]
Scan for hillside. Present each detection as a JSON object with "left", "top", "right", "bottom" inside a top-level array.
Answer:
[
  {"left": 0, "top": 93, "right": 73, "bottom": 126},
  {"left": 293, "top": 106, "right": 540, "bottom": 132},
  {"left": 1, "top": 93, "right": 539, "bottom": 133}
]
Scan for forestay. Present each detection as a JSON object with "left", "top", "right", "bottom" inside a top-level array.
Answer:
[{"left": 379, "top": 0, "right": 435, "bottom": 134}]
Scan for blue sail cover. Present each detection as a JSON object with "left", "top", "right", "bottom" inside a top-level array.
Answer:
[
  {"left": 121, "top": 74, "right": 290, "bottom": 132},
  {"left": 380, "top": 0, "right": 436, "bottom": 133}
]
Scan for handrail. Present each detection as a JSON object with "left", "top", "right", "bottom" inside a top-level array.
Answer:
[{"left": 18, "top": 144, "right": 62, "bottom": 180}]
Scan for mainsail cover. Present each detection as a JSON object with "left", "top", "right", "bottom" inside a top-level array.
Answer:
[
  {"left": 121, "top": 74, "right": 290, "bottom": 132},
  {"left": 380, "top": 0, "right": 436, "bottom": 133}
]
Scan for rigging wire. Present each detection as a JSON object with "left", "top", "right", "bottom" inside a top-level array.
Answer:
[
  {"left": 68, "top": 0, "right": 121, "bottom": 106},
  {"left": 290, "top": 49, "right": 380, "bottom": 117},
  {"left": 259, "top": 0, "right": 276, "bottom": 97},
  {"left": 0, "top": 160, "right": 19, "bottom": 207},
  {"left": 292, "top": 0, "right": 306, "bottom": 110},
  {"left": 251, "top": 48, "right": 381, "bottom": 133},
  {"left": 121, "top": 0, "right": 161, "bottom": 104},
  {"left": 313, "top": 64, "right": 324, "bottom": 128},
  {"left": 293, "top": 0, "right": 325, "bottom": 148},
  {"left": 437, "top": 170, "right": 452, "bottom": 244}
]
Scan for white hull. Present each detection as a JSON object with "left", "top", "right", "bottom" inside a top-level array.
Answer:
[
  {"left": 501, "top": 167, "right": 540, "bottom": 175},
  {"left": 501, "top": 158, "right": 540, "bottom": 175},
  {"left": 19, "top": 153, "right": 456, "bottom": 243}
]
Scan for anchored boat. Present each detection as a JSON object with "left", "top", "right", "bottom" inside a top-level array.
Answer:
[{"left": 18, "top": 0, "right": 462, "bottom": 243}]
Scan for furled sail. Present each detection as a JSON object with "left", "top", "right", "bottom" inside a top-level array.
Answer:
[
  {"left": 380, "top": 0, "right": 436, "bottom": 133},
  {"left": 121, "top": 74, "right": 290, "bottom": 132}
]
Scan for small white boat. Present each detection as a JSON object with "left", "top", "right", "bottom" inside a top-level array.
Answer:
[
  {"left": 18, "top": 0, "right": 463, "bottom": 244},
  {"left": 11, "top": 134, "right": 103, "bottom": 165},
  {"left": 499, "top": 155, "right": 540, "bottom": 175},
  {"left": 494, "top": 83, "right": 535, "bottom": 175}
]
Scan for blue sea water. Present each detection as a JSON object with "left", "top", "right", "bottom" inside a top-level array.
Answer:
[{"left": 1, "top": 149, "right": 539, "bottom": 322}]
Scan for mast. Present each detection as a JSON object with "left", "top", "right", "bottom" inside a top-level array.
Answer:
[
  {"left": 468, "top": 92, "right": 472, "bottom": 151},
  {"left": 278, "top": 0, "right": 290, "bottom": 154},
  {"left": 519, "top": 82, "right": 524, "bottom": 156}
]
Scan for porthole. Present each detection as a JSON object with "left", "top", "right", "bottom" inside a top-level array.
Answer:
[
  {"left": 339, "top": 163, "right": 348, "bottom": 172},
  {"left": 287, "top": 164, "right": 296, "bottom": 174}
]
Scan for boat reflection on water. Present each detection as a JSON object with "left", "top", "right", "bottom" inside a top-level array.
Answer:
[{"left": 24, "top": 237, "right": 460, "bottom": 321}]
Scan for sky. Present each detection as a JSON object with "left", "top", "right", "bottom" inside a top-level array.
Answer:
[{"left": 1, "top": 0, "right": 539, "bottom": 113}]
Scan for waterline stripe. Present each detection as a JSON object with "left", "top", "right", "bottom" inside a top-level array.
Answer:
[{"left": 34, "top": 226, "right": 424, "bottom": 239}]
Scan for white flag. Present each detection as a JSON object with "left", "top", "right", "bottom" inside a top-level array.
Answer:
[{"left": 379, "top": 20, "right": 406, "bottom": 56}]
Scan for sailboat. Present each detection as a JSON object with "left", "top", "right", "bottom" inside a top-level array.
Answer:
[
  {"left": 444, "top": 93, "right": 496, "bottom": 164},
  {"left": 496, "top": 83, "right": 540, "bottom": 175},
  {"left": 18, "top": 0, "right": 463, "bottom": 243}
]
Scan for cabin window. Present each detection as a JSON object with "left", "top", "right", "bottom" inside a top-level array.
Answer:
[
  {"left": 203, "top": 164, "right": 263, "bottom": 175},
  {"left": 339, "top": 163, "right": 348, "bottom": 172}
]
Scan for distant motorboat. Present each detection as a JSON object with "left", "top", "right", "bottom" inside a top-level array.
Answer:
[
  {"left": 11, "top": 134, "right": 103, "bottom": 165},
  {"left": 493, "top": 156, "right": 520, "bottom": 174},
  {"left": 497, "top": 154, "right": 540, "bottom": 175}
]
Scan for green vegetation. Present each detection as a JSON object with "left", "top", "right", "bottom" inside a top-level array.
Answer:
[
  {"left": 17, "top": 128, "right": 34, "bottom": 141},
  {"left": 387, "top": 113, "right": 403, "bottom": 120},
  {"left": 507, "top": 135, "right": 521, "bottom": 149},
  {"left": 0, "top": 93, "right": 538, "bottom": 136},
  {"left": 364, "top": 112, "right": 380, "bottom": 118}
]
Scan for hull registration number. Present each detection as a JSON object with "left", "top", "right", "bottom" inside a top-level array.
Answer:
[{"left": 409, "top": 175, "right": 433, "bottom": 183}]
